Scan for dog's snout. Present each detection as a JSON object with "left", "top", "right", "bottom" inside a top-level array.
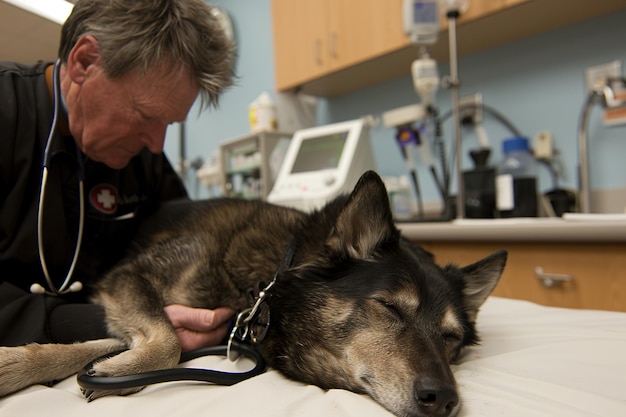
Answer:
[{"left": 414, "top": 378, "right": 459, "bottom": 417}]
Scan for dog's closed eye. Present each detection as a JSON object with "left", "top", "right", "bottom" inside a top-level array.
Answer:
[
  {"left": 442, "top": 331, "right": 462, "bottom": 344},
  {"left": 442, "top": 331, "right": 464, "bottom": 360},
  {"left": 373, "top": 298, "right": 403, "bottom": 320}
]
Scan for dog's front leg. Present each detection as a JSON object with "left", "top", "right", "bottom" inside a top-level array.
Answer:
[
  {"left": 0, "top": 338, "right": 126, "bottom": 397},
  {"left": 82, "top": 275, "right": 181, "bottom": 400}
]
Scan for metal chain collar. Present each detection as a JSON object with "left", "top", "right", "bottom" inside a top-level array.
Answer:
[{"left": 227, "top": 276, "right": 276, "bottom": 361}]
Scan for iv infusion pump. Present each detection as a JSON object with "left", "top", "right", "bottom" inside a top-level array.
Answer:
[
  {"left": 266, "top": 118, "right": 375, "bottom": 212},
  {"left": 404, "top": 0, "right": 440, "bottom": 45}
]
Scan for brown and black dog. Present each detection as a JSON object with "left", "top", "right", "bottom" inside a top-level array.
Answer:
[{"left": 0, "top": 171, "right": 506, "bottom": 417}]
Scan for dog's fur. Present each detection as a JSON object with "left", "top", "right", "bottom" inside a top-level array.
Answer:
[{"left": 0, "top": 171, "right": 506, "bottom": 417}]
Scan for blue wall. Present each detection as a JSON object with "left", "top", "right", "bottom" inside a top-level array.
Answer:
[
  {"left": 167, "top": 1, "right": 626, "bottom": 202},
  {"left": 164, "top": 0, "right": 276, "bottom": 197}
]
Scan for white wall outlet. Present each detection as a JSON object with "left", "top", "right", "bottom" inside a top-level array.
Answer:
[
  {"left": 459, "top": 93, "right": 483, "bottom": 125},
  {"left": 584, "top": 61, "right": 626, "bottom": 126},
  {"left": 584, "top": 60, "right": 622, "bottom": 93},
  {"left": 533, "top": 130, "right": 553, "bottom": 160}
]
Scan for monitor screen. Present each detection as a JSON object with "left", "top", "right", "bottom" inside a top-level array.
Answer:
[{"left": 290, "top": 131, "right": 348, "bottom": 173}]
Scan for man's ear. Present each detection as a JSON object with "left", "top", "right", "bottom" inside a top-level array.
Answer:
[
  {"left": 66, "top": 35, "right": 102, "bottom": 84},
  {"left": 325, "top": 171, "right": 399, "bottom": 259},
  {"left": 461, "top": 250, "right": 508, "bottom": 322}
]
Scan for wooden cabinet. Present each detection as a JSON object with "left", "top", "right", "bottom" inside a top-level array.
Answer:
[
  {"left": 272, "top": 0, "right": 329, "bottom": 91},
  {"left": 271, "top": 0, "right": 626, "bottom": 97},
  {"left": 419, "top": 241, "right": 626, "bottom": 312},
  {"left": 328, "top": 0, "right": 407, "bottom": 70},
  {"left": 272, "top": 0, "right": 407, "bottom": 91}
]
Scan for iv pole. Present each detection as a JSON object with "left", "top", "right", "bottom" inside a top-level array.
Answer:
[
  {"left": 398, "top": 0, "right": 467, "bottom": 219},
  {"left": 444, "top": 7, "right": 464, "bottom": 219},
  {"left": 179, "top": 122, "right": 188, "bottom": 179}
]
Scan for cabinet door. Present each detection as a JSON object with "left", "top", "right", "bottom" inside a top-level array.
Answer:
[
  {"left": 272, "top": 0, "right": 330, "bottom": 90},
  {"left": 272, "top": 0, "right": 409, "bottom": 91},
  {"left": 327, "top": 0, "right": 408, "bottom": 71},
  {"left": 421, "top": 242, "right": 626, "bottom": 312}
]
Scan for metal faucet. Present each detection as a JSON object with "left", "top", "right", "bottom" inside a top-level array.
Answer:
[{"left": 577, "top": 81, "right": 621, "bottom": 213}]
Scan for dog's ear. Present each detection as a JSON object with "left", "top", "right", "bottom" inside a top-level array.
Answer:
[
  {"left": 326, "top": 171, "right": 399, "bottom": 259},
  {"left": 461, "top": 250, "right": 507, "bottom": 322}
]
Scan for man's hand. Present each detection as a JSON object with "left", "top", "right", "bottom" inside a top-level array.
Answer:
[{"left": 164, "top": 305, "right": 236, "bottom": 352}]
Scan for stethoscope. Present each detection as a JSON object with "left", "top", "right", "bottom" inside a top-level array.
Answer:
[{"left": 31, "top": 58, "right": 85, "bottom": 296}]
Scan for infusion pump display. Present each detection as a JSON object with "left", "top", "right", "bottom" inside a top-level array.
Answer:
[
  {"left": 267, "top": 118, "right": 375, "bottom": 212},
  {"left": 290, "top": 132, "right": 347, "bottom": 173}
]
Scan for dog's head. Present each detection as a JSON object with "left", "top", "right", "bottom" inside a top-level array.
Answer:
[{"left": 264, "top": 171, "right": 507, "bottom": 417}]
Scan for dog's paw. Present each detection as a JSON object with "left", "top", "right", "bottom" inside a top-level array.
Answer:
[
  {"left": 78, "top": 350, "right": 147, "bottom": 399},
  {"left": 78, "top": 345, "right": 179, "bottom": 400},
  {"left": 81, "top": 385, "right": 145, "bottom": 401}
]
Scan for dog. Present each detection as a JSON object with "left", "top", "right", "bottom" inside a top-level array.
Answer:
[{"left": 0, "top": 171, "right": 507, "bottom": 417}]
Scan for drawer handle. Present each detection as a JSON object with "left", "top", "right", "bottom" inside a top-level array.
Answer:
[
  {"left": 535, "top": 267, "right": 573, "bottom": 288},
  {"left": 313, "top": 39, "right": 323, "bottom": 66},
  {"left": 329, "top": 32, "right": 338, "bottom": 59}
]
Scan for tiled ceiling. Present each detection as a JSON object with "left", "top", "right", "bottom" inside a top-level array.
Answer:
[{"left": 0, "top": 1, "right": 71, "bottom": 64}]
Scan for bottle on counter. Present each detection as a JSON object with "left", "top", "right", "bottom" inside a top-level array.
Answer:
[
  {"left": 249, "top": 92, "right": 277, "bottom": 133},
  {"left": 496, "top": 137, "right": 538, "bottom": 217}
]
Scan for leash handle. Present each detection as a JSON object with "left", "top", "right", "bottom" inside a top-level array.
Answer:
[{"left": 77, "top": 343, "right": 265, "bottom": 391}]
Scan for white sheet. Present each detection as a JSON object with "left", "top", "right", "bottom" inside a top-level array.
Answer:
[{"left": 2, "top": 297, "right": 625, "bottom": 417}]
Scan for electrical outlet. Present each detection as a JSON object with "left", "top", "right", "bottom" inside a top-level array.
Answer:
[
  {"left": 459, "top": 93, "right": 483, "bottom": 125},
  {"left": 533, "top": 130, "right": 553, "bottom": 160},
  {"left": 584, "top": 60, "right": 622, "bottom": 93}
]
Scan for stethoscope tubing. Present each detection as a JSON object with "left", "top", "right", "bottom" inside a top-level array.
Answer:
[
  {"left": 77, "top": 342, "right": 266, "bottom": 391},
  {"left": 35, "top": 59, "right": 86, "bottom": 296}
]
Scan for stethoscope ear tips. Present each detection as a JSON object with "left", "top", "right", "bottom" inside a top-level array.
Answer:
[
  {"left": 30, "top": 281, "right": 83, "bottom": 295},
  {"left": 30, "top": 283, "right": 47, "bottom": 294}
]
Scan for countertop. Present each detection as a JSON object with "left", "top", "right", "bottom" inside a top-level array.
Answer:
[{"left": 397, "top": 214, "right": 626, "bottom": 243}]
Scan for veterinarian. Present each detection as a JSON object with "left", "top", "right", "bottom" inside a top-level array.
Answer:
[{"left": 0, "top": 0, "right": 235, "bottom": 350}]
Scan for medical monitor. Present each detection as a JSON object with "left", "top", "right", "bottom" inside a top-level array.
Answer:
[
  {"left": 267, "top": 118, "right": 375, "bottom": 212},
  {"left": 290, "top": 131, "right": 348, "bottom": 173}
]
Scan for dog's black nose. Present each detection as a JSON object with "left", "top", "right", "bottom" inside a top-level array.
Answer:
[{"left": 414, "top": 378, "right": 459, "bottom": 416}]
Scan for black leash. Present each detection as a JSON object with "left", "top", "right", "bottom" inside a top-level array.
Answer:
[{"left": 77, "top": 342, "right": 265, "bottom": 391}]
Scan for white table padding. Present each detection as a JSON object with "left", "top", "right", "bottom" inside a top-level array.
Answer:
[{"left": 1, "top": 297, "right": 625, "bottom": 417}]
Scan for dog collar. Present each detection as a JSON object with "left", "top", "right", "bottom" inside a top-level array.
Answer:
[
  {"left": 227, "top": 240, "right": 296, "bottom": 361},
  {"left": 226, "top": 278, "right": 274, "bottom": 361}
]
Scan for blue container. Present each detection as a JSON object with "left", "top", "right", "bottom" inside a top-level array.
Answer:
[{"left": 496, "top": 137, "right": 537, "bottom": 217}]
